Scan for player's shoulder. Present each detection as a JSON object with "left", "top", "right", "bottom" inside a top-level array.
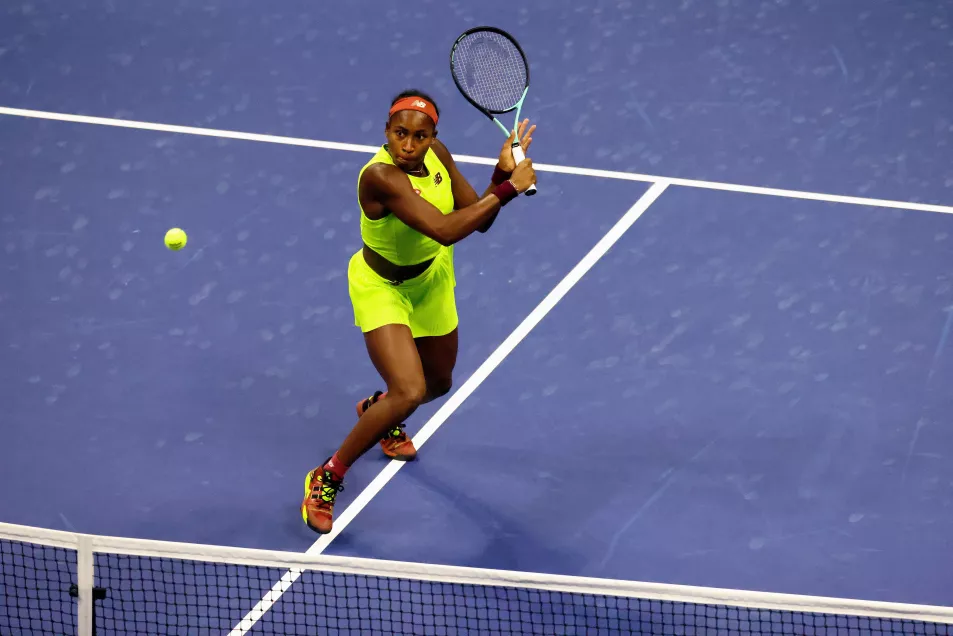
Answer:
[
  {"left": 360, "top": 162, "right": 411, "bottom": 199},
  {"left": 429, "top": 138, "right": 455, "bottom": 166},
  {"left": 362, "top": 161, "right": 402, "bottom": 184}
]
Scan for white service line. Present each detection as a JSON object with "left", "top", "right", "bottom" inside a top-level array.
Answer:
[
  {"left": 3, "top": 105, "right": 953, "bottom": 215},
  {"left": 227, "top": 181, "right": 670, "bottom": 635}
]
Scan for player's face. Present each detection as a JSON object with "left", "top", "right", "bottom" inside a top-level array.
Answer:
[{"left": 385, "top": 111, "right": 437, "bottom": 172}]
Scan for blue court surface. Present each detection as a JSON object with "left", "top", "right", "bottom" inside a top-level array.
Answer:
[{"left": 3, "top": 0, "right": 953, "bottom": 621}]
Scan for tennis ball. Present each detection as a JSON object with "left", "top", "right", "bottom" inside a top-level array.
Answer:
[{"left": 165, "top": 228, "right": 187, "bottom": 251}]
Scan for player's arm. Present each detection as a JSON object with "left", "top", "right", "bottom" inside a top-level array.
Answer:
[
  {"left": 362, "top": 163, "right": 523, "bottom": 247},
  {"left": 433, "top": 121, "right": 536, "bottom": 233},
  {"left": 430, "top": 140, "right": 501, "bottom": 233}
]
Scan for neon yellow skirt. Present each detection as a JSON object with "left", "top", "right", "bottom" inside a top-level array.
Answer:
[{"left": 347, "top": 246, "right": 458, "bottom": 338}]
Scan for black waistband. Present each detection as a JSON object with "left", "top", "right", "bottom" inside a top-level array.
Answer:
[{"left": 363, "top": 244, "right": 434, "bottom": 285}]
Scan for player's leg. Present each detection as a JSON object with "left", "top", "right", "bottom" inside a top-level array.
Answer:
[
  {"left": 358, "top": 328, "right": 457, "bottom": 412},
  {"left": 416, "top": 328, "right": 457, "bottom": 401},
  {"left": 357, "top": 249, "right": 459, "bottom": 460},
  {"left": 351, "top": 325, "right": 429, "bottom": 461},
  {"left": 367, "top": 327, "right": 459, "bottom": 462},
  {"left": 302, "top": 325, "right": 427, "bottom": 534},
  {"left": 411, "top": 247, "right": 459, "bottom": 402},
  {"left": 302, "top": 252, "right": 428, "bottom": 534},
  {"left": 343, "top": 325, "right": 429, "bottom": 461}
]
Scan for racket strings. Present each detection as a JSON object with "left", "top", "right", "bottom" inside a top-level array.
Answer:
[{"left": 452, "top": 32, "right": 527, "bottom": 112}]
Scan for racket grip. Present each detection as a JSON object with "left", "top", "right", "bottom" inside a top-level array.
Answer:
[{"left": 510, "top": 141, "right": 537, "bottom": 196}]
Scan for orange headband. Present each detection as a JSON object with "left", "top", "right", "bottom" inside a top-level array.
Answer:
[{"left": 389, "top": 96, "right": 439, "bottom": 125}]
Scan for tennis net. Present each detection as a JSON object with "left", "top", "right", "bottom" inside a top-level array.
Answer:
[{"left": 2, "top": 521, "right": 952, "bottom": 635}]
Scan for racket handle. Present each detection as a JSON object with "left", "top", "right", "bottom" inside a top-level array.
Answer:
[{"left": 510, "top": 141, "right": 537, "bottom": 196}]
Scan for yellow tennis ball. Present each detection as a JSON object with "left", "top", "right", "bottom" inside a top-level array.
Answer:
[{"left": 165, "top": 228, "right": 187, "bottom": 251}]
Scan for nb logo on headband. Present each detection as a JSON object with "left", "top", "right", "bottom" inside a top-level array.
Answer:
[{"left": 413, "top": 100, "right": 428, "bottom": 108}]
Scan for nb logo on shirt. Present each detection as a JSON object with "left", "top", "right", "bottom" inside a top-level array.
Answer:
[{"left": 433, "top": 172, "right": 442, "bottom": 186}]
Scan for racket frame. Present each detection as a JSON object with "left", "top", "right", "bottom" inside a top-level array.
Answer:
[{"left": 450, "top": 26, "right": 536, "bottom": 195}]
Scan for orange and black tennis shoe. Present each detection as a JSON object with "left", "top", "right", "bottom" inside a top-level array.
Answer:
[
  {"left": 356, "top": 390, "right": 417, "bottom": 461},
  {"left": 300, "top": 460, "right": 343, "bottom": 534}
]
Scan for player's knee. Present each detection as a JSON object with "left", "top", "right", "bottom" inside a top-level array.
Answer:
[
  {"left": 389, "top": 377, "right": 428, "bottom": 412},
  {"left": 428, "top": 376, "right": 452, "bottom": 399}
]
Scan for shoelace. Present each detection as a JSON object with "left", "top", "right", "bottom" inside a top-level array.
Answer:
[
  {"left": 386, "top": 424, "right": 407, "bottom": 440},
  {"left": 312, "top": 470, "right": 343, "bottom": 506}
]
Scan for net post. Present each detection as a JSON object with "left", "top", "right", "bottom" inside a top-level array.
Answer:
[{"left": 75, "top": 535, "right": 94, "bottom": 636}]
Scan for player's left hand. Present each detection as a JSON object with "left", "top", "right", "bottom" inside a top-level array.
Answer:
[{"left": 498, "top": 119, "right": 535, "bottom": 173}]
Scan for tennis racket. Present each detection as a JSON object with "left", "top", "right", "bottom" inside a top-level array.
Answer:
[{"left": 450, "top": 26, "right": 536, "bottom": 196}]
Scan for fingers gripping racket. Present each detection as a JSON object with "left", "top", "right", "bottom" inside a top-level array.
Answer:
[{"left": 450, "top": 26, "right": 536, "bottom": 195}]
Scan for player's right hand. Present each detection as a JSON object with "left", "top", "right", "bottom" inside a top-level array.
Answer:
[
  {"left": 498, "top": 120, "right": 536, "bottom": 173},
  {"left": 510, "top": 158, "right": 536, "bottom": 194}
]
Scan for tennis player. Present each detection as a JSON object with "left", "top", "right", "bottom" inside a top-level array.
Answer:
[{"left": 301, "top": 90, "right": 537, "bottom": 534}]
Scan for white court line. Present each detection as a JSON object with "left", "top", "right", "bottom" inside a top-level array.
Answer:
[
  {"left": 2, "top": 105, "right": 953, "bottom": 215},
  {"left": 227, "top": 181, "right": 670, "bottom": 634}
]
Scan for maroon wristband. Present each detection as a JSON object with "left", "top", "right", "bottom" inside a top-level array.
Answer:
[
  {"left": 492, "top": 180, "right": 518, "bottom": 205},
  {"left": 491, "top": 164, "right": 512, "bottom": 185}
]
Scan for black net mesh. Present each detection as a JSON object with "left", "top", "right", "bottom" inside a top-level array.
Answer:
[
  {"left": 94, "top": 553, "right": 953, "bottom": 635},
  {"left": 0, "top": 537, "right": 77, "bottom": 635},
  {"left": 2, "top": 530, "right": 952, "bottom": 635}
]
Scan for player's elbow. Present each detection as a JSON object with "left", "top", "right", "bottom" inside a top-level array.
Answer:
[
  {"left": 432, "top": 223, "right": 459, "bottom": 246},
  {"left": 435, "top": 233, "right": 458, "bottom": 247}
]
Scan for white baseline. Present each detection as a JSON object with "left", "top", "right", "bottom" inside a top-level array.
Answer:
[{"left": 1, "top": 106, "right": 953, "bottom": 215}]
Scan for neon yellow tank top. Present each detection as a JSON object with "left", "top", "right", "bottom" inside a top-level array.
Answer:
[{"left": 358, "top": 145, "right": 456, "bottom": 266}]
